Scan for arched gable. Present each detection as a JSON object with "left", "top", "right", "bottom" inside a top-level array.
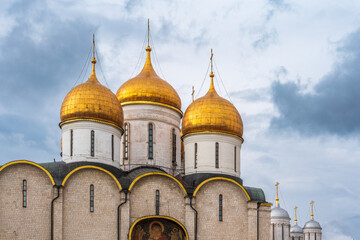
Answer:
[
  {"left": 0, "top": 160, "right": 55, "bottom": 185},
  {"left": 193, "top": 177, "right": 250, "bottom": 200},
  {"left": 61, "top": 165, "right": 122, "bottom": 190},
  {"left": 129, "top": 172, "right": 187, "bottom": 196}
]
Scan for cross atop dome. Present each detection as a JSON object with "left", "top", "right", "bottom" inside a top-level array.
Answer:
[{"left": 310, "top": 200, "right": 315, "bottom": 219}]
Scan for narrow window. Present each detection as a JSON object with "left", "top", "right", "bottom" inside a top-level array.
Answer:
[
  {"left": 90, "top": 184, "right": 94, "bottom": 212},
  {"left": 219, "top": 194, "right": 223, "bottom": 221},
  {"left": 215, "top": 142, "right": 219, "bottom": 168},
  {"left": 172, "top": 129, "right": 176, "bottom": 165},
  {"left": 194, "top": 143, "right": 198, "bottom": 169},
  {"left": 23, "top": 180, "right": 27, "bottom": 208},
  {"left": 123, "top": 123, "right": 129, "bottom": 160},
  {"left": 155, "top": 190, "right": 160, "bottom": 215},
  {"left": 148, "top": 123, "right": 153, "bottom": 159},
  {"left": 234, "top": 146, "right": 236, "bottom": 172},
  {"left": 111, "top": 135, "right": 114, "bottom": 161},
  {"left": 70, "top": 129, "right": 73, "bottom": 157},
  {"left": 91, "top": 130, "right": 95, "bottom": 157},
  {"left": 183, "top": 150, "right": 185, "bottom": 171}
]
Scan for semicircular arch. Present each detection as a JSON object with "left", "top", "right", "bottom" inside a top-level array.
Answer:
[
  {"left": 128, "top": 172, "right": 187, "bottom": 196},
  {"left": 193, "top": 177, "right": 250, "bottom": 200},
  {"left": 0, "top": 160, "right": 55, "bottom": 185},
  {"left": 61, "top": 165, "right": 122, "bottom": 190}
]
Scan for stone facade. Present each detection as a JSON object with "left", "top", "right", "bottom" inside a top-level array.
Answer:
[
  {"left": 61, "top": 168, "right": 121, "bottom": 240},
  {"left": 195, "top": 180, "right": 249, "bottom": 240},
  {"left": 129, "top": 174, "right": 186, "bottom": 222},
  {"left": 0, "top": 161, "right": 271, "bottom": 240},
  {"left": 304, "top": 230, "right": 322, "bottom": 240},
  {"left": 62, "top": 121, "right": 123, "bottom": 168},
  {"left": 120, "top": 104, "right": 182, "bottom": 172},
  {"left": 0, "top": 164, "right": 53, "bottom": 240},
  {"left": 271, "top": 222, "right": 291, "bottom": 240},
  {"left": 183, "top": 133, "right": 242, "bottom": 177},
  {"left": 291, "top": 232, "right": 304, "bottom": 240}
]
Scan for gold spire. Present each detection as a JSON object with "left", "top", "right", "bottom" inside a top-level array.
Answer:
[
  {"left": 87, "top": 34, "right": 99, "bottom": 84},
  {"left": 294, "top": 206, "right": 298, "bottom": 224},
  {"left": 275, "top": 182, "right": 280, "bottom": 205},
  {"left": 192, "top": 86, "right": 195, "bottom": 102},
  {"left": 91, "top": 34, "right": 96, "bottom": 76},
  {"left": 115, "top": 19, "right": 182, "bottom": 113},
  {"left": 209, "top": 49, "right": 215, "bottom": 92},
  {"left": 148, "top": 18, "right": 150, "bottom": 47},
  {"left": 310, "top": 201, "right": 315, "bottom": 219},
  {"left": 146, "top": 18, "right": 151, "bottom": 52},
  {"left": 144, "top": 19, "right": 152, "bottom": 66}
]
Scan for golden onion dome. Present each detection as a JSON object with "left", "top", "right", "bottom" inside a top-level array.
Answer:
[
  {"left": 60, "top": 56, "right": 124, "bottom": 130},
  {"left": 182, "top": 71, "right": 243, "bottom": 139},
  {"left": 116, "top": 46, "right": 182, "bottom": 114}
]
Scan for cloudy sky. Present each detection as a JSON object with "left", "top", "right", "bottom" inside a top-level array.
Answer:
[{"left": 0, "top": 0, "right": 359, "bottom": 239}]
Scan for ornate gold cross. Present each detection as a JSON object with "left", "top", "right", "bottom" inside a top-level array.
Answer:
[
  {"left": 310, "top": 200, "right": 315, "bottom": 219},
  {"left": 275, "top": 182, "right": 279, "bottom": 205}
]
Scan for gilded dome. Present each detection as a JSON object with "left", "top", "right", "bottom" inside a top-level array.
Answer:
[
  {"left": 182, "top": 72, "right": 243, "bottom": 139},
  {"left": 116, "top": 46, "right": 182, "bottom": 114},
  {"left": 60, "top": 57, "right": 124, "bottom": 130}
]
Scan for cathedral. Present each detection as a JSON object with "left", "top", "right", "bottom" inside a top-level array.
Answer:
[{"left": 0, "top": 26, "right": 322, "bottom": 240}]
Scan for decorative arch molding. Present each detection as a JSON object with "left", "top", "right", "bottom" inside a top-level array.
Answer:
[
  {"left": 61, "top": 165, "right": 122, "bottom": 190},
  {"left": 129, "top": 215, "right": 189, "bottom": 240},
  {"left": 193, "top": 177, "right": 250, "bottom": 200},
  {"left": 0, "top": 160, "right": 55, "bottom": 185},
  {"left": 128, "top": 172, "right": 187, "bottom": 196}
]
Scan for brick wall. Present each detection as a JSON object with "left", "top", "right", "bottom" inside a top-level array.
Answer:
[
  {"left": 195, "top": 180, "right": 249, "bottom": 240},
  {"left": 129, "top": 175, "right": 186, "bottom": 225},
  {"left": 61, "top": 168, "right": 121, "bottom": 240},
  {"left": 0, "top": 164, "right": 53, "bottom": 240}
]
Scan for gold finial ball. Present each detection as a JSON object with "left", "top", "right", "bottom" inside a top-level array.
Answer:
[
  {"left": 60, "top": 77, "right": 124, "bottom": 129},
  {"left": 182, "top": 87, "right": 243, "bottom": 139},
  {"left": 146, "top": 46, "right": 152, "bottom": 52},
  {"left": 91, "top": 57, "right": 96, "bottom": 64}
]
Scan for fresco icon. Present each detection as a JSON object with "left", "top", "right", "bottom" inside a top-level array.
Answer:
[{"left": 131, "top": 217, "right": 186, "bottom": 240}]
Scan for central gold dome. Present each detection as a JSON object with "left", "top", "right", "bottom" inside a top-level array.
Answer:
[
  {"left": 182, "top": 73, "right": 243, "bottom": 139},
  {"left": 116, "top": 46, "right": 182, "bottom": 114},
  {"left": 60, "top": 58, "right": 124, "bottom": 130}
]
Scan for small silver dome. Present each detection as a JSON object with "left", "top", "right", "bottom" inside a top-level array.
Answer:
[
  {"left": 290, "top": 224, "right": 303, "bottom": 233},
  {"left": 304, "top": 219, "right": 322, "bottom": 229},
  {"left": 271, "top": 206, "right": 290, "bottom": 219}
]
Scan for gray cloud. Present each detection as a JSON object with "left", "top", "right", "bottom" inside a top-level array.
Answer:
[
  {"left": 323, "top": 216, "right": 360, "bottom": 240},
  {"left": 270, "top": 28, "right": 360, "bottom": 136},
  {"left": 230, "top": 87, "right": 270, "bottom": 102},
  {"left": 268, "top": 0, "right": 290, "bottom": 10},
  {"left": 0, "top": 1, "right": 95, "bottom": 163},
  {"left": 253, "top": 29, "right": 278, "bottom": 50}
]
